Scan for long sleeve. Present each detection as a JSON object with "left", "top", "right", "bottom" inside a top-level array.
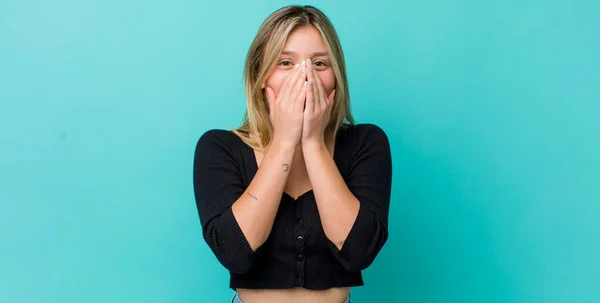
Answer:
[
  {"left": 193, "top": 129, "right": 261, "bottom": 274},
  {"left": 327, "top": 124, "right": 393, "bottom": 272}
]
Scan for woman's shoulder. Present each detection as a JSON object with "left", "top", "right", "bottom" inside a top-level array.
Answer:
[
  {"left": 339, "top": 122, "right": 389, "bottom": 143},
  {"left": 197, "top": 128, "right": 234, "bottom": 142},
  {"left": 195, "top": 128, "right": 242, "bottom": 153}
]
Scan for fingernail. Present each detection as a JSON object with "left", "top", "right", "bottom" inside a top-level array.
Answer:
[
  {"left": 304, "top": 81, "right": 308, "bottom": 86},
  {"left": 309, "top": 79, "right": 313, "bottom": 85},
  {"left": 295, "top": 64, "right": 300, "bottom": 69},
  {"left": 302, "top": 65, "right": 306, "bottom": 73}
]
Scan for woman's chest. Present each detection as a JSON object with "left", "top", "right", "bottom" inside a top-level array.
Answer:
[{"left": 266, "top": 192, "right": 331, "bottom": 254}]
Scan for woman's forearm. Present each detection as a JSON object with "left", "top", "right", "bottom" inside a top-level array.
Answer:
[
  {"left": 302, "top": 141, "right": 360, "bottom": 250},
  {"left": 231, "top": 140, "right": 296, "bottom": 251}
]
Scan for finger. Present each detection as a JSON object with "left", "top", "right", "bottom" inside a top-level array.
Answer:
[
  {"left": 265, "top": 86, "right": 277, "bottom": 120},
  {"left": 310, "top": 65, "right": 322, "bottom": 105},
  {"left": 305, "top": 59, "right": 316, "bottom": 114},
  {"left": 290, "top": 60, "right": 307, "bottom": 98},
  {"left": 327, "top": 89, "right": 336, "bottom": 106},
  {"left": 288, "top": 60, "right": 307, "bottom": 108},
  {"left": 315, "top": 72, "right": 327, "bottom": 106},
  {"left": 280, "top": 63, "right": 301, "bottom": 101},
  {"left": 265, "top": 86, "right": 277, "bottom": 104},
  {"left": 311, "top": 59, "right": 325, "bottom": 109},
  {"left": 283, "top": 62, "right": 302, "bottom": 100},
  {"left": 295, "top": 80, "right": 307, "bottom": 113}
]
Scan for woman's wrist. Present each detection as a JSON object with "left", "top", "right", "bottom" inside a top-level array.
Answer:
[
  {"left": 301, "top": 138, "right": 327, "bottom": 152},
  {"left": 269, "top": 138, "right": 299, "bottom": 155}
]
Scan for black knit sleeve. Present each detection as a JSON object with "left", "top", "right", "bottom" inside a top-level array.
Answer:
[
  {"left": 193, "top": 129, "right": 261, "bottom": 274},
  {"left": 327, "top": 124, "right": 393, "bottom": 272}
]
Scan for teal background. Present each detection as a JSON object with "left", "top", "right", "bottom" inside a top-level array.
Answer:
[{"left": 1, "top": 0, "right": 599, "bottom": 302}]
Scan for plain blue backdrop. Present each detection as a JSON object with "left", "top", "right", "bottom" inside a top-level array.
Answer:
[{"left": 1, "top": 0, "right": 599, "bottom": 302}]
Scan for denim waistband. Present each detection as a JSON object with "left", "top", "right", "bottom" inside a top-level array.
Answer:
[{"left": 231, "top": 291, "right": 350, "bottom": 303}]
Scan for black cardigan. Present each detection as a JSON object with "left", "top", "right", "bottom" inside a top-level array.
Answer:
[{"left": 193, "top": 123, "right": 392, "bottom": 290}]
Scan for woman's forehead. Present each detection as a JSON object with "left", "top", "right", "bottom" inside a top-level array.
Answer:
[{"left": 282, "top": 26, "right": 327, "bottom": 53}]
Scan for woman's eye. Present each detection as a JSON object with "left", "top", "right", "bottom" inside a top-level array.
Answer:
[
  {"left": 314, "top": 61, "right": 328, "bottom": 67},
  {"left": 279, "top": 60, "right": 293, "bottom": 66}
]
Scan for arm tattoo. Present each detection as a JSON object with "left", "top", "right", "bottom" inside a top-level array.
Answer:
[
  {"left": 246, "top": 192, "right": 258, "bottom": 200},
  {"left": 282, "top": 163, "right": 289, "bottom": 172}
]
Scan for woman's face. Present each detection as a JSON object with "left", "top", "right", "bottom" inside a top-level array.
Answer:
[{"left": 264, "top": 25, "right": 336, "bottom": 100}]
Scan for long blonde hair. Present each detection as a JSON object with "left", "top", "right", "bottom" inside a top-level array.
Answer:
[{"left": 232, "top": 5, "right": 355, "bottom": 152}]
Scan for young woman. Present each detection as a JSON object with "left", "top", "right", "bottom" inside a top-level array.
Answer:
[{"left": 193, "top": 5, "right": 393, "bottom": 303}]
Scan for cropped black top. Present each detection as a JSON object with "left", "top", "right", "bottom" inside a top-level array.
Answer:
[{"left": 193, "top": 123, "right": 392, "bottom": 290}]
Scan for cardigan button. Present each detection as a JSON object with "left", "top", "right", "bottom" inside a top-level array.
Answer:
[
  {"left": 296, "top": 217, "right": 302, "bottom": 224},
  {"left": 297, "top": 254, "right": 304, "bottom": 261},
  {"left": 297, "top": 235, "right": 304, "bottom": 243}
]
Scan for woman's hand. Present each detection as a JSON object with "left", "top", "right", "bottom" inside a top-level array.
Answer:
[
  {"left": 301, "top": 58, "right": 335, "bottom": 146},
  {"left": 265, "top": 61, "right": 308, "bottom": 149}
]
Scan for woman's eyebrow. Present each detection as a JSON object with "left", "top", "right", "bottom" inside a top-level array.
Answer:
[{"left": 281, "top": 50, "right": 329, "bottom": 57}]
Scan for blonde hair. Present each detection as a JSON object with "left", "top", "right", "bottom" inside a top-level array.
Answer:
[{"left": 232, "top": 5, "right": 355, "bottom": 151}]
